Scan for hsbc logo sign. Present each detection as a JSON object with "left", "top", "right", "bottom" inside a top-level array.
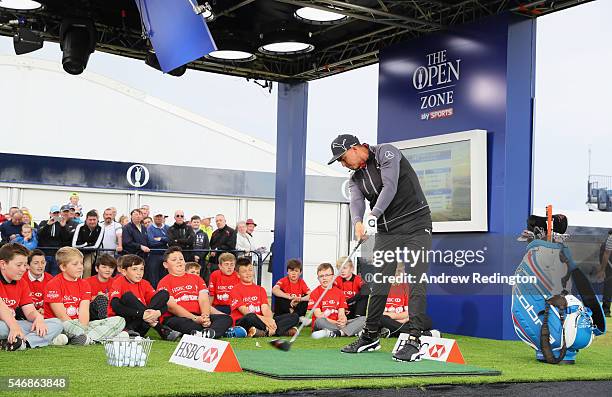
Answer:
[{"left": 169, "top": 335, "right": 241, "bottom": 373}]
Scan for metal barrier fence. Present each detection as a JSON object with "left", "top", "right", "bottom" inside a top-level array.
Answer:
[{"left": 36, "top": 246, "right": 266, "bottom": 286}]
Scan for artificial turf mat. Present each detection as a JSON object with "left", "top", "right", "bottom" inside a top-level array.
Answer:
[{"left": 236, "top": 349, "right": 501, "bottom": 379}]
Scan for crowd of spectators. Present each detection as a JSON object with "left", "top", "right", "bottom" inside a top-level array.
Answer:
[{"left": 0, "top": 194, "right": 267, "bottom": 287}]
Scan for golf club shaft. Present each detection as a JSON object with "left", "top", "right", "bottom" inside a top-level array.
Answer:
[{"left": 288, "top": 238, "right": 365, "bottom": 344}]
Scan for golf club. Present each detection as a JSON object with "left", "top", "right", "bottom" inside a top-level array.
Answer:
[{"left": 270, "top": 237, "right": 366, "bottom": 351}]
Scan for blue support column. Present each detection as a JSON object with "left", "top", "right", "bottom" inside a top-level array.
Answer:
[{"left": 272, "top": 82, "right": 309, "bottom": 284}]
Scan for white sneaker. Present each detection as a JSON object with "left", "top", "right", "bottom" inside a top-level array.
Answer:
[
  {"left": 311, "top": 329, "right": 340, "bottom": 339},
  {"left": 299, "top": 316, "right": 312, "bottom": 327},
  {"left": 117, "top": 331, "right": 130, "bottom": 339},
  {"left": 51, "top": 334, "right": 69, "bottom": 346}
]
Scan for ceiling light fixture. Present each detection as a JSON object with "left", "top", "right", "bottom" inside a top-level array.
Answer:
[
  {"left": 60, "top": 19, "right": 97, "bottom": 75},
  {"left": 0, "top": 0, "right": 43, "bottom": 11},
  {"left": 206, "top": 39, "right": 256, "bottom": 62},
  {"left": 145, "top": 51, "right": 187, "bottom": 77},
  {"left": 294, "top": 6, "right": 348, "bottom": 25},
  {"left": 259, "top": 30, "right": 314, "bottom": 55}
]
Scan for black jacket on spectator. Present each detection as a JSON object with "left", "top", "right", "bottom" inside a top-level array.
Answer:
[
  {"left": 194, "top": 229, "right": 210, "bottom": 260},
  {"left": 122, "top": 222, "right": 149, "bottom": 257},
  {"left": 167, "top": 223, "right": 196, "bottom": 249},
  {"left": 0, "top": 221, "right": 23, "bottom": 243},
  {"left": 167, "top": 222, "right": 196, "bottom": 261},
  {"left": 38, "top": 220, "right": 75, "bottom": 255},
  {"left": 72, "top": 223, "right": 103, "bottom": 250},
  {"left": 209, "top": 225, "right": 236, "bottom": 264},
  {"left": 63, "top": 220, "right": 79, "bottom": 245}
]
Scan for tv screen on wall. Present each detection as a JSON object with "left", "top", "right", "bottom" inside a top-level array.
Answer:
[{"left": 388, "top": 129, "right": 487, "bottom": 232}]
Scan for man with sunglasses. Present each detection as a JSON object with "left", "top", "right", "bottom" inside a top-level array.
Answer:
[
  {"left": 167, "top": 210, "right": 196, "bottom": 262},
  {"left": 328, "top": 134, "right": 433, "bottom": 362}
]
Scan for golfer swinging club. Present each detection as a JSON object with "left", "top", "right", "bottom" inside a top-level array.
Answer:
[{"left": 328, "top": 134, "right": 433, "bottom": 362}]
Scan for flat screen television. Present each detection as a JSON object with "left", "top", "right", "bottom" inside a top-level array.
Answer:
[{"left": 388, "top": 129, "right": 488, "bottom": 232}]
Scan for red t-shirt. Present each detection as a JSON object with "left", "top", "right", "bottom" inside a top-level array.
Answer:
[
  {"left": 0, "top": 275, "right": 33, "bottom": 317},
  {"left": 384, "top": 284, "right": 409, "bottom": 315},
  {"left": 333, "top": 274, "right": 364, "bottom": 301},
  {"left": 208, "top": 270, "right": 240, "bottom": 306},
  {"left": 44, "top": 275, "right": 92, "bottom": 319},
  {"left": 308, "top": 285, "right": 347, "bottom": 327},
  {"left": 275, "top": 276, "right": 310, "bottom": 297},
  {"left": 157, "top": 273, "right": 208, "bottom": 322},
  {"left": 229, "top": 282, "right": 269, "bottom": 324},
  {"left": 86, "top": 275, "right": 114, "bottom": 298},
  {"left": 108, "top": 276, "right": 156, "bottom": 317},
  {"left": 23, "top": 272, "right": 53, "bottom": 310}
]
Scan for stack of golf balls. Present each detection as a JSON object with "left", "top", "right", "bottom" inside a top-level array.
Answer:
[{"left": 107, "top": 337, "right": 147, "bottom": 367}]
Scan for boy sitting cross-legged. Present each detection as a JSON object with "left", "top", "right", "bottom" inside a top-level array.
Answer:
[
  {"left": 157, "top": 246, "right": 232, "bottom": 339},
  {"left": 23, "top": 249, "right": 53, "bottom": 315},
  {"left": 272, "top": 258, "right": 311, "bottom": 325},
  {"left": 109, "top": 255, "right": 181, "bottom": 340},
  {"left": 208, "top": 252, "right": 240, "bottom": 315},
  {"left": 44, "top": 247, "right": 126, "bottom": 345},
  {"left": 0, "top": 243, "right": 64, "bottom": 350},
  {"left": 230, "top": 257, "right": 299, "bottom": 337},
  {"left": 310, "top": 263, "right": 366, "bottom": 339},
  {"left": 85, "top": 254, "right": 117, "bottom": 320}
]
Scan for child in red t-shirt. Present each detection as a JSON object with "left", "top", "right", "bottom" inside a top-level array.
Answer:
[
  {"left": 310, "top": 263, "right": 366, "bottom": 339},
  {"left": 156, "top": 246, "right": 232, "bottom": 339},
  {"left": 207, "top": 252, "right": 240, "bottom": 315},
  {"left": 85, "top": 254, "right": 117, "bottom": 321},
  {"left": 272, "top": 258, "right": 310, "bottom": 320},
  {"left": 109, "top": 254, "right": 179, "bottom": 340},
  {"left": 23, "top": 249, "right": 53, "bottom": 315},
  {"left": 44, "top": 247, "right": 125, "bottom": 345},
  {"left": 0, "top": 243, "right": 63, "bottom": 350},
  {"left": 334, "top": 256, "right": 367, "bottom": 318},
  {"left": 230, "top": 257, "right": 299, "bottom": 337}
]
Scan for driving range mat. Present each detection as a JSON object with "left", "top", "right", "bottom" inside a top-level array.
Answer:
[{"left": 235, "top": 349, "right": 501, "bottom": 379}]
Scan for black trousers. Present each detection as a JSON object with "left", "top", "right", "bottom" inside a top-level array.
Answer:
[
  {"left": 145, "top": 253, "right": 167, "bottom": 289},
  {"left": 274, "top": 297, "right": 307, "bottom": 317},
  {"left": 89, "top": 294, "right": 109, "bottom": 321},
  {"left": 363, "top": 226, "right": 432, "bottom": 335},
  {"left": 603, "top": 264, "right": 612, "bottom": 315},
  {"left": 346, "top": 295, "right": 368, "bottom": 319},
  {"left": 164, "top": 313, "right": 232, "bottom": 338},
  {"left": 380, "top": 316, "right": 413, "bottom": 337},
  {"left": 236, "top": 312, "right": 298, "bottom": 336},
  {"left": 214, "top": 305, "right": 231, "bottom": 315},
  {"left": 119, "top": 291, "right": 169, "bottom": 336}
]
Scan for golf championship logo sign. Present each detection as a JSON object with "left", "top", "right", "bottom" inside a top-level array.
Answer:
[
  {"left": 413, "top": 49, "right": 461, "bottom": 121},
  {"left": 169, "top": 335, "right": 241, "bottom": 372},
  {"left": 126, "top": 164, "right": 150, "bottom": 188}
]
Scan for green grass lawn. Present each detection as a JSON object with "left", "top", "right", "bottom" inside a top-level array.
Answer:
[{"left": 1, "top": 319, "right": 611, "bottom": 397}]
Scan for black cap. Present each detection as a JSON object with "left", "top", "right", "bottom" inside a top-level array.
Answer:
[{"left": 328, "top": 134, "right": 360, "bottom": 165}]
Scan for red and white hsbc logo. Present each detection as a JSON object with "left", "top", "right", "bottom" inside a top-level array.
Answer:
[
  {"left": 169, "top": 335, "right": 241, "bottom": 373},
  {"left": 428, "top": 344, "right": 446, "bottom": 358}
]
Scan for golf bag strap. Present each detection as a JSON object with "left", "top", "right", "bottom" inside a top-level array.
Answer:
[{"left": 540, "top": 295, "right": 568, "bottom": 364}]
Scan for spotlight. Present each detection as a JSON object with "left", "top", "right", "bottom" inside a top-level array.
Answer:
[
  {"left": 145, "top": 51, "right": 187, "bottom": 77},
  {"left": 0, "top": 0, "right": 43, "bottom": 11},
  {"left": 13, "top": 27, "right": 42, "bottom": 55},
  {"left": 192, "top": 1, "right": 214, "bottom": 22},
  {"left": 59, "top": 19, "right": 96, "bottom": 75},
  {"left": 206, "top": 39, "right": 255, "bottom": 62},
  {"left": 259, "top": 29, "right": 314, "bottom": 55},
  {"left": 294, "top": 6, "right": 348, "bottom": 25}
]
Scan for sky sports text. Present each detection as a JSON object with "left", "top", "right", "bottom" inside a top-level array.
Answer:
[{"left": 372, "top": 247, "right": 486, "bottom": 268}]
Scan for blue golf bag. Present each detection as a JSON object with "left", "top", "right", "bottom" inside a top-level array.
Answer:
[{"left": 511, "top": 215, "right": 606, "bottom": 364}]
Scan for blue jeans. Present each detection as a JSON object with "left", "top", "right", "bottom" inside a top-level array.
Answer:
[{"left": 0, "top": 318, "right": 63, "bottom": 348}]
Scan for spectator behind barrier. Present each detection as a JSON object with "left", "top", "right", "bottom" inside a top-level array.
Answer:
[
  {"left": 121, "top": 209, "right": 149, "bottom": 259},
  {"left": 209, "top": 214, "right": 236, "bottom": 270},
  {"left": 14, "top": 224, "right": 38, "bottom": 250},
  {"left": 167, "top": 210, "right": 195, "bottom": 262},
  {"left": 100, "top": 208, "right": 123, "bottom": 255},
  {"left": 0, "top": 210, "right": 24, "bottom": 244}
]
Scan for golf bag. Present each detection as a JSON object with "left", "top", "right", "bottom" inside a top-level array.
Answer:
[{"left": 511, "top": 215, "right": 606, "bottom": 364}]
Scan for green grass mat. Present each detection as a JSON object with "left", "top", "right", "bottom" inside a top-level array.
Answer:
[{"left": 236, "top": 349, "right": 500, "bottom": 379}]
